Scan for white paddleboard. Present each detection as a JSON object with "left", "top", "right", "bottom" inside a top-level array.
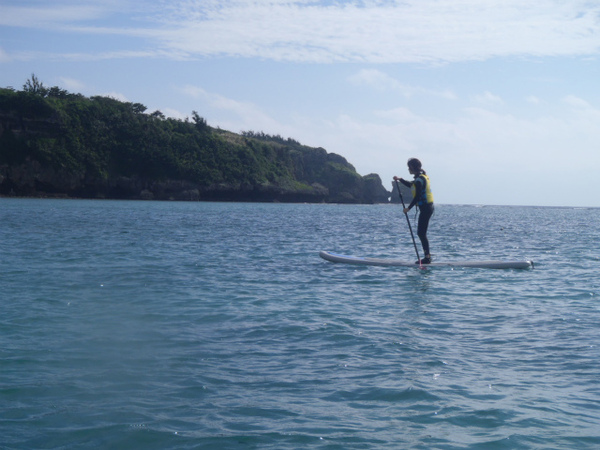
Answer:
[{"left": 320, "top": 251, "right": 533, "bottom": 270}]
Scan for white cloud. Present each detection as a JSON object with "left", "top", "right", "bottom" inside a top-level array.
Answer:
[
  {"left": 374, "top": 107, "right": 420, "bottom": 122},
  {"left": 0, "top": 47, "right": 11, "bottom": 63},
  {"left": 348, "top": 69, "right": 457, "bottom": 99},
  {"left": 182, "top": 85, "right": 258, "bottom": 118},
  {"left": 348, "top": 69, "right": 402, "bottom": 92},
  {"left": 160, "top": 107, "right": 187, "bottom": 120},
  {"left": 0, "top": 3, "right": 111, "bottom": 28},
  {"left": 563, "top": 95, "right": 592, "bottom": 109},
  {"left": 181, "top": 85, "right": 293, "bottom": 133},
  {"left": 58, "top": 77, "right": 86, "bottom": 91},
  {"left": 151, "top": 0, "right": 600, "bottom": 63},
  {"left": 472, "top": 91, "right": 504, "bottom": 105},
  {"left": 4, "top": 0, "right": 600, "bottom": 64},
  {"left": 561, "top": 95, "right": 600, "bottom": 126}
]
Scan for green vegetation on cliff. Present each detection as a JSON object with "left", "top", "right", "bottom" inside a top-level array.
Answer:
[{"left": 0, "top": 76, "right": 390, "bottom": 203}]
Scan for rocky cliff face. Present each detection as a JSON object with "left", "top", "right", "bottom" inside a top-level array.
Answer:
[
  {"left": 0, "top": 160, "right": 390, "bottom": 203},
  {"left": 363, "top": 174, "right": 392, "bottom": 204},
  {"left": 390, "top": 180, "right": 414, "bottom": 204}
]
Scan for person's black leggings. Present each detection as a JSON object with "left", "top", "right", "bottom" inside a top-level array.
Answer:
[{"left": 417, "top": 203, "right": 434, "bottom": 256}]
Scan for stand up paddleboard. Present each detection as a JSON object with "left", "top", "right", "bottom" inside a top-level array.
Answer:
[{"left": 320, "top": 251, "right": 533, "bottom": 270}]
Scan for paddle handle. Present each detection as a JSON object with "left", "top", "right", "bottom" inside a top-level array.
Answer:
[{"left": 395, "top": 180, "right": 422, "bottom": 265}]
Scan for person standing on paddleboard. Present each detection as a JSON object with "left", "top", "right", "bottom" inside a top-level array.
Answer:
[{"left": 394, "top": 158, "right": 434, "bottom": 264}]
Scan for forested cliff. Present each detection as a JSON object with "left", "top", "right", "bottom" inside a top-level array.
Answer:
[{"left": 0, "top": 78, "right": 391, "bottom": 203}]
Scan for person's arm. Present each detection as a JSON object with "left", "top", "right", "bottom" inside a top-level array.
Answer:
[{"left": 393, "top": 176, "right": 412, "bottom": 188}]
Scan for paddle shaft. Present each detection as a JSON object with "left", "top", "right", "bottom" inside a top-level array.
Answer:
[{"left": 395, "top": 180, "right": 421, "bottom": 264}]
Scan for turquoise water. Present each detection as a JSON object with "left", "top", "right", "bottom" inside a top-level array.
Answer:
[{"left": 1, "top": 199, "right": 599, "bottom": 449}]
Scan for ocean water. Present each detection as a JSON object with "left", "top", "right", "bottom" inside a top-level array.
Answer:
[{"left": 1, "top": 199, "right": 599, "bottom": 449}]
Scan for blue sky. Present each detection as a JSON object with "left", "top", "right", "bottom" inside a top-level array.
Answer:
[{"left": 2, "top": 0, "right": 600, "bottom": 206}]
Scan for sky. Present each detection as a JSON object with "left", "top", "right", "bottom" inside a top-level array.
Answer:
[{"left": 2, "top": 0, "right": 600, "bottom": 207}]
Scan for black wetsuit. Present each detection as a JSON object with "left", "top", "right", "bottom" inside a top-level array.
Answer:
[{"left": 400, "top": 175, "right": 434, "bottom": 256}]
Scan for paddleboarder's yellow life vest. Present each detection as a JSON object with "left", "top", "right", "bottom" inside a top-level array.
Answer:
[{"left": 411, "top": 174, "right": 434, "bottom": 206}]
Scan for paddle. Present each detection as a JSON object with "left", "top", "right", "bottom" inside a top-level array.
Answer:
[{"left": 394, "top": 179, "right": 422, "bottom": 267}]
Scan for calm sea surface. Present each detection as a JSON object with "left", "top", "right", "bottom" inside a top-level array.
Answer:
[{"left": 1, "top": 199, "right": 599, "bottom": 449}]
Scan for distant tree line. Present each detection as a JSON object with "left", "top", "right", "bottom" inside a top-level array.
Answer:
[
  {"left": 241, "top": 130, "right": 302, "bottom": 147},
  {"left": 0, "top": 75, "right": 390, "bottom": 203}
]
